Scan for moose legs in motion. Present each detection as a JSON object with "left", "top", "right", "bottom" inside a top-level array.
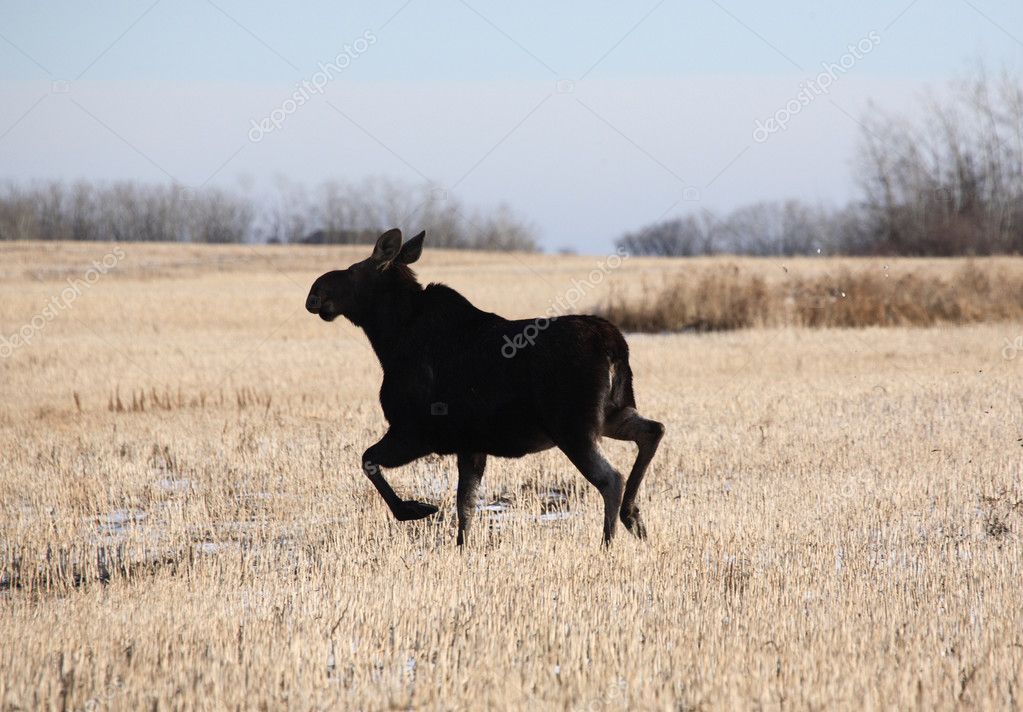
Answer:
[
  {"left": 554, "top": 405, "right": 664, "bottom": 545},
  {"left": 361, "top": 410, "right": 662, "bottom": 545},
  {"left": 362, "top": 431, "right": 437, "bottom": 522},
  {"left": 602, "top": 406, "right": 665, "bottom": 540}
]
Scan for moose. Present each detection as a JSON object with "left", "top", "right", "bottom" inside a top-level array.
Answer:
[{"left": 305, "top": 229, "right": 664, "bottom": 546}]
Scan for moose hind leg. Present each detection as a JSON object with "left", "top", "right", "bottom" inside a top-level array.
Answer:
[
  {"left": 455, "top": 453, "right": 486, "bottom": 547},
  {"left": 362, "top": 432, "right": 436, "bottom": 522},
  {"left": 603, "top": 407, "right": 665, "bottom": 539},
  {"left": 558, "top": 439, "right": 624, "bottom": 545}
]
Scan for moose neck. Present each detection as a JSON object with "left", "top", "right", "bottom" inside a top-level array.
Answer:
[{"left": 358, "top": 282, "right": 424, "bottom": 370}]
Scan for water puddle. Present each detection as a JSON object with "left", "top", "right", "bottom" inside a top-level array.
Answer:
[
  {"left": 478, "top": 487, "right": 577, "bottom": 526},
  {"left": 95, "top": 509, "right": 146, "bottom": 535}
]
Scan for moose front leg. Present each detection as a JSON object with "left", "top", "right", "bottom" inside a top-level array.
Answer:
[{"left": 362, "top": 432, "right": 437, "bottom": 521}]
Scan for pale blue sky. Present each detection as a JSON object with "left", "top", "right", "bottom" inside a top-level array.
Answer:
[{"left": 2, "top": 1, "right": 1022, "bottom": 251}]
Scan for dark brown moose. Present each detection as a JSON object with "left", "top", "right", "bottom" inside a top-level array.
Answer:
[{"left": 306, "top": 229, "right": 664, "bottom": 546}]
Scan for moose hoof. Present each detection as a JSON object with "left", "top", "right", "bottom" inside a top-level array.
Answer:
[
  {"left": 394, "top": 500, "right": 439, "bottom": 521},
  {"left": 621, "top": 508, "right": 648, "bottom": 540}
]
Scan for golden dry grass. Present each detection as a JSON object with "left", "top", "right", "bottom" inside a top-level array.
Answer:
[{"left": 1, "top": 242, "right": 1022, "bottom": 710}]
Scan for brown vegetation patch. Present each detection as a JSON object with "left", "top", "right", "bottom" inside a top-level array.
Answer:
[{"left": 602, "top": 262, "right": 1023, "bottom": 331}]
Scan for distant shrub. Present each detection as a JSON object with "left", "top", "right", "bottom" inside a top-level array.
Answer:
[
  {"left": 601, "top": 266, "right": 772, "bottom": 332},
  {"left": 601, "top": 262, "right": 1023, "bottom": 331},
  {"left": 790, "top": 263, "right": 1023, "bottom": 327}
]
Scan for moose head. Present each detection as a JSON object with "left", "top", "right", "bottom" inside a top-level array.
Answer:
[{"left": 305, "top": 228, "right": 425, "bottom": 325}]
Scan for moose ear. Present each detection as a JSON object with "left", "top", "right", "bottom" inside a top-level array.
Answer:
[
  {"left": 397, "top": 231, "right": 425, "bottom": 264},
  {"left": 371, "top": 228, "right": 402, "bottom": 266}
]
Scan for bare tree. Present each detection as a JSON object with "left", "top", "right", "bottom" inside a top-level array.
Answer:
[
  {"left": 617, "top": 213, "right": 718, "bottom": 256},
  {"left": 715, "top": 201, "right": 831, "bottom": 256},
  {"left": 855, "top": 65, "right": 1023, "bottom": 255},
  {"left": 618, "top": 66, "right": 1023, "bottom": 258},
  {"left": 187, "top": 188, "right": 254, "bottom": 243}
]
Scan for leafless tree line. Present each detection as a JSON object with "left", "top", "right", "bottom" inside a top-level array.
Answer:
[
  {"left": 617, "top": 201, "right": 867, "bottom": 257},
  {"left": 0, "top": 176, "right": 538, "bottom": 251},
  {"left": 621, "top": 67, "right": 1023, "bottom": 257},
  {"left": 261, "top": 177, "right": 537, "bottom": 250},
  {"left": 0, "top": 181, "right": 254, "bottom": 244}
]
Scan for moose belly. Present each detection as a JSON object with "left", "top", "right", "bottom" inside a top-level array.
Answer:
[
  {"left": 380, "top": 363, "right": 555, "bottom": 456},
  {"left": 385, "top": 394, "right": 553, "bottom": 457},
  {"left": 428, "top": 417, "right": 554, "bottom": 457}
]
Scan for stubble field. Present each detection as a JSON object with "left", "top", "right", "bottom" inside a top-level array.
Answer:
[{"left": 1, "top": 242, "right": 1022, "bottom": 710}]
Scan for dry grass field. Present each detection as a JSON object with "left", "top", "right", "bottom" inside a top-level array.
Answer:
[{"left": 2, "top": 241, "right": 1022, "bottom": 710}]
